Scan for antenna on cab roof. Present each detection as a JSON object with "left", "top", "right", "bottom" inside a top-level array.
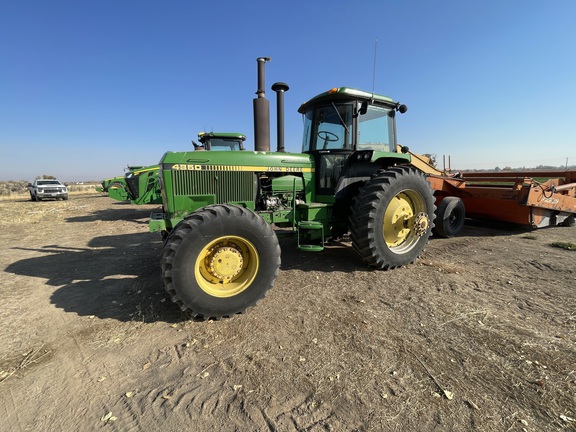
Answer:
[{"left": 372, "top": 38, "right": 378, "bottom": 98}]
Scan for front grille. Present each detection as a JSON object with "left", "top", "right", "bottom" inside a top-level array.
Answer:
[{"left": 172, "top": 170, "right": 255, "bottom": 203}]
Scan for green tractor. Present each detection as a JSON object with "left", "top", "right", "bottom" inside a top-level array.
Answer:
[
  {"left": 104, "top": 132, "right": 247, "bottom": 205},
  {"left": 97, "top": 167, "right": 143, "bottom": 199},
  {"left": 98, "top": 167, "right": 145, "bottom": 202},
  {"left": 123, "top": 164, "right": 162, "bottom": 205},
  {"left": 152, "top": 58, "right": 435, "bottom": 319}
]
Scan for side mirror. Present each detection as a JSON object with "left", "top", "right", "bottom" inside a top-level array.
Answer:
[
  {"left": 28, "top": 183, "right": 32, "bottom": 187},
  {"left": 359, "top": 101, "right": 368, "bottom": 115}
]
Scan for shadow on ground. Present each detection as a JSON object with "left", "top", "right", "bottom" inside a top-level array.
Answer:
[
  {"left": 66, "top": 202, "right": 157, "bottom": 224},
  {"left": 277, "top": 235, "right": 369, "bottom": 272},
  {"left": 5, "top": 231, "right": 374, "bottom": 322},
  {"left": 5, "top": 232, "right": 183, "bottom": 323}
]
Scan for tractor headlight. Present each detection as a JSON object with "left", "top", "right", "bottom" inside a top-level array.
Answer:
[{"left": 356, "top": 151, "right": 371, "bottom": 161}]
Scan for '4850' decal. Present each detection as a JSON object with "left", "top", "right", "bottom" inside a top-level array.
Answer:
[
  {"left": 169, "top": 164, "right": 311, "bottom": 173},
  {"left": 170, "top": 164, "right": 240, "bottom": 171}
]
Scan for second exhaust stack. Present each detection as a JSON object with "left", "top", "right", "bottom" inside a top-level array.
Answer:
[{"left": 272, "top": 82, "right": 289, "bottom": 152}]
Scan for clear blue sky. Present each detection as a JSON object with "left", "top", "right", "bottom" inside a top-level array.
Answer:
[{"left": 1, "top": 0, "right": 575, "bottom": 181}]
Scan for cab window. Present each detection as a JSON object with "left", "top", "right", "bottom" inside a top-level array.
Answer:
[
  {"left": 304, "top": 103, "right": 353, "bottom": 151},
  {"left": 357, "top": 105, "right": 394, "bottom": 151},
  {"left": 302, "top": 111, "right": 313, "bottom": 152}
]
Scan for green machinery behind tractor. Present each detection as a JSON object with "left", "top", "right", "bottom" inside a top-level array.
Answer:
[
  {"left": 151, "top": 58, "right": 436, "bottom": 319},
  {"left": 98, "top": 168, "right": 142, "bottom": 197},
  {"left": 101, "top": 132, "right": 247, "bottom": 205}
]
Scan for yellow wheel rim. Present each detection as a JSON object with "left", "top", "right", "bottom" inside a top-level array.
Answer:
[
  {"left": 195, "top": 236, "right": 259, "bottom": 298},
  {"left": 383, "top": 191, "right": 428, "bottom": 250}
]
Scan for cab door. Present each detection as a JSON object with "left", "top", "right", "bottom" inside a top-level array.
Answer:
[{"left": 303, "top": 102, "right": 355, "bottom": 196}]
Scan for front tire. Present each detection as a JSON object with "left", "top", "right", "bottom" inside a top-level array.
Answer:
[
  {"left": 350, "top": 166, "right": 435, "bottom": 269},
  {"left": 161, "top": 204, "right": 281, "bottom": 319}
]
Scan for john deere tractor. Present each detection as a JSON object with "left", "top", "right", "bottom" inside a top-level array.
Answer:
[
  {"left": 98, "top": 167, "right": 143, "bottom": 199},
  {"left": 151, "top": 58, "right": 435, "bottom": 319}
]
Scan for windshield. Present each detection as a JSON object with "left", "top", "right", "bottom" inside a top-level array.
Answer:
[
  {"left": 37, "top": 180, "right": 61, "bottom": 185},
  {"left": 302, "top": 103, "right": 353, "bottom": 152}
]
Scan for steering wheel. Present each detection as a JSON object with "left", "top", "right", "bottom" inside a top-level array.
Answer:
[{"left": 317, "top": 130, "right": 339, "bottom": 149}]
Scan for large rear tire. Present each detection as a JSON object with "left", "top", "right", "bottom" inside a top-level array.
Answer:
[
  {"left": 160, "top": 204, "right": 281, "bottom": 319},
  {"left": 350, "top": 166, "right": 435, "bottom": 269},
  {"left": 433, "top": 196, "right": 465, "bottom": 238}
]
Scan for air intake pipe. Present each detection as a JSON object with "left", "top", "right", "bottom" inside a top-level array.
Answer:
[
  {"left": 272, "top": 82, "right": 289, "bottom": 153},
  {"left": 253, "top": 57, "right": 271, "bottom": 152}
]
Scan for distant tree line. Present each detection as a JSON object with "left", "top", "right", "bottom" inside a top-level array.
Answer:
[{"left": 467, "top": 164, "right": 576, "bottom": 172}]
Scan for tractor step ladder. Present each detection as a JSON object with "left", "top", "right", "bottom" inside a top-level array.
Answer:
[{"left": 297, "top": 221, "right": 325, "bottom": 251}]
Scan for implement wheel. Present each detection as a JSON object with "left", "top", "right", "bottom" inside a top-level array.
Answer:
[
  {"left": 561, "top": 214, "right": 575, "bottom": 227},
  {"left": 350, "top": 166, "right": 435, "bottom": 269},
  {"left": 433, "top": 196, "right": 465, "bottom": 238},
  {"left": 161, "top": 204, "right": 280, "bottom": 319}
]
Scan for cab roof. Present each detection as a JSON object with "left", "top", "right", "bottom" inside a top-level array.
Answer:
[
  {"left": 198, "top": 132, "right": 246, "bottom": 141},
  {"left": 298, "top": 87, "right": 397, "bottom": 114}
]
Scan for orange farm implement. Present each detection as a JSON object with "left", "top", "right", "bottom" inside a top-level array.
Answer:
[{"left": 427, "top": 170, "right": 576, "bottom": 237}]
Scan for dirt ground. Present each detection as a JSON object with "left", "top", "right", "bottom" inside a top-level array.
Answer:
[{"left": 0, "top": 193, "right": 574, "bottom": 431}]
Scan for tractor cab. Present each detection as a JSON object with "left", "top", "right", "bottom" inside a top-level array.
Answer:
[
  {"left": 298, "top": 87, "right": 409, "bottom": 202},
  {"left": 195, "top": 132, "right": 246, "bottom": 151}
]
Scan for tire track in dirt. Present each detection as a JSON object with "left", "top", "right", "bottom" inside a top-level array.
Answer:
[
  {"left": 130, "top": 342, "right": 255, "bottom": 428},
  {"left": 105, "top": 338, "right": 341, "bottom": 430},
  {"left": 137, "top": 378, "right": 338, "bottom": 430}
]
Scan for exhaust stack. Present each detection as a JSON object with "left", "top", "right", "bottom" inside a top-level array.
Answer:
[
  {"left": 272, "top": 82, "right": 289, "bottom": 153},
  {"left": 253, "top": 57, "right": 271, "bottom": 152}
]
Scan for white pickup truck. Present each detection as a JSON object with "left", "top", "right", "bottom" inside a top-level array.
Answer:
[{"left": 28, "top": 179, "right": 69, "bottom": 201}]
